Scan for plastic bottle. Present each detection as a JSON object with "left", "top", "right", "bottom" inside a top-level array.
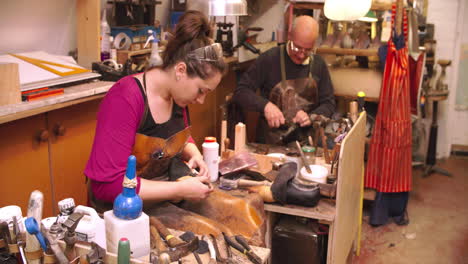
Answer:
[
  {"left": 202, "top": 137, "right": 219, "bottom": 182},
  {"left": 104, "top": 155, "right": 150, "bottom": 259},
  {"left": 110, "top": 36, "right": 117, "bottom": 62},
  {"left": 0, "top": 205, "right": 24, "bottom": 234},
  {"left": 144, "top": 30, "right": 163, "bottom": 67},
  {"left": 100, "top": 8, "right": 111, "bottom": 61}
]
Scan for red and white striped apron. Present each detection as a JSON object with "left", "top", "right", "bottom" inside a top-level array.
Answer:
[{"left": 365, "top": 4, "right": 412, "bottom": 192}]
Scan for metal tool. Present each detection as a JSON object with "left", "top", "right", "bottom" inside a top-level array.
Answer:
[
  {"left": 149, "top": 217, "right": 199, "bottom": 262},
  {"left": 62, "top": 212, "right": 84, "bottom": 261},
  {"left": 219, "top": 178, "right": 271, "bottom": 190},
  {"left": 223, "top": 233, "right": 261, "bottom": 264},
  {"left": 203, "top": 235, "right": 217, "bottom": 264},
  {"left": 86, "top": 242, "right": 105, "bottom": 264},
  {"left": 295, "top": 140, "right": 312, "bottom": 173},
  {"left": 44, "top": 224, "right": 68, "bottom": 264}
]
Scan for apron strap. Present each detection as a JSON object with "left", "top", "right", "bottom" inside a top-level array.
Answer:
[
  {"left": 280, "top": 44, "right": 287, "bottom": 89},
  {"left": 137, "top": 72, "right": 150, "bottom": 132}
]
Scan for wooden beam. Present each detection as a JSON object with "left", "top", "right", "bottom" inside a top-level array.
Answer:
[{"left": 76, "top": 0, "right": 100, "bottom": 69}]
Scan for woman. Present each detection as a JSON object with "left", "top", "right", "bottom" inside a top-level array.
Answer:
[{"left": 85, "top": 10, "right": 227, "bottom": 207}]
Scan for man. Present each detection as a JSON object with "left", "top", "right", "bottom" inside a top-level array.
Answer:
[{"left": 232, "top": 15, "right": 335, "bottom": 144}]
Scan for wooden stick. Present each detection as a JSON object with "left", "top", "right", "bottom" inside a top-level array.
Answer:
[
  {"left": 234, "top": 122, "right": 246, "bottom": 154},
  {"left": 321, "top": 127, "right": 331, "bottom": 164},
  {"left": 349, "top": 101, "right": 358, "bottom": 123},
  {"left": 220, "top": 120, "right": 227, "bottom": 154},
  {"left": 25, "top": 190, "right": 43, "bottom": 264}
]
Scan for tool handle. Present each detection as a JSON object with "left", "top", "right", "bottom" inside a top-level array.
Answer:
[
  {"left": 234, "top": 235, "right": 251, "bottom": 251},
  {"left": 223, "top": 233, "right": 245, "bottom": 254},
  {"left": 238, "top": 179, "right": 271, "bottom": 187},
  {"left": 295, "top": 141, "right": 312, "bottom": 173},
  {"left": 149, "top": 217, "right": 184, "bottom": 247},
  {"left": 150, "top": 225, "right": 167, "bottom": 253},
  {"left": 117, "top": 238, "right": 130, "bottom": 264}
]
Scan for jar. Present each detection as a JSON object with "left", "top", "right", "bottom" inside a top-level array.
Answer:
[{"left": 302, "top": 146, "right": 316, "bottom": 165}]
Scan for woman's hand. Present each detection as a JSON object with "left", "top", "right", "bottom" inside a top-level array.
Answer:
[
  {"left": 177, "top": 175, "right": 213, "bottom": 201},
  {"left": 187, "top": 154, "right": 208, "bottom": 177}
]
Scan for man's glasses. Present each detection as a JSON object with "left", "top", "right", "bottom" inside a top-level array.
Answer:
[
  {"left": 187, "top": 43, "right": 223, "bottom": 62},
  {"left": 289, "top": 41, "right": 314, "bottom": 56}
]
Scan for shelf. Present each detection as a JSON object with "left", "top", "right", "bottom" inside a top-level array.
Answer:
[{"left": 316, "top": 47, "right": 379, "bottom": 57}]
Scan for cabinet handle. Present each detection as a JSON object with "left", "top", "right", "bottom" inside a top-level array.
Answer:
[
  {"left": 54, "top": 124, "right": 66, "bottom": 137},
  {"left": 37, "top": 129, "right": 49, "bottom": 142}
]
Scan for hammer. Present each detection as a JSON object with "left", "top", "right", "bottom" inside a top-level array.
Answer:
[{"left": 219, "top": 177, "right": 271, "bottom": 190}]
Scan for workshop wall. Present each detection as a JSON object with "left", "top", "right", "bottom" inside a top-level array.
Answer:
[
  {"left": 427, "top": 0, "right": 467, "bottom": 156},
  {"left": 0, "top": 0, "right": 77, "bottom": 55}
]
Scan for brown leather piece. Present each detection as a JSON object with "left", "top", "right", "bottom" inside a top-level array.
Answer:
[
  {"left": 145, "top": 189, "right": 266, "bottom": 247},
  {"left": 43, "top": 253, "right": 57, "bottom": 264},
  {"left": 8, "top": 243, "right": 19, "bottom": 253},
  {"left": 179, "top": 189, "right": 266, "bottom": 247}
]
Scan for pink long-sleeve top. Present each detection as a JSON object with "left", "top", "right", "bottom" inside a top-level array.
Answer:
[{"left": 84, "top": 75, "right": 193, "bottom": 202}]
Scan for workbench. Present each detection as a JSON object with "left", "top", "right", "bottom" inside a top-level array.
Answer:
[{"left": 262, "top": 113, "right": 366, "bottom": 264}]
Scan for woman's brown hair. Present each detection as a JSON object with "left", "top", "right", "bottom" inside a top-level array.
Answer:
[{"left": 162, "top": 10, "right": 226, "bottom": 79}]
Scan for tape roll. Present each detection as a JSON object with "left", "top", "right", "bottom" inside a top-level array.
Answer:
[{"left": 114, "top": 32, "right": 132, "bottom": 50}]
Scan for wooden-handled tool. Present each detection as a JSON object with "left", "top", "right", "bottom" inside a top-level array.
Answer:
[
  {"left": 149, "top": 217, "right": 184, "bottom": 248},
  {"left": 25, "top": 190, "right": 44, "bottom": 264},
  {"left": 295, "top": 140, "right": 312, "bottom": 173},
  {"left": 219, "top": 178, "right": 271, "bottom": 190}
]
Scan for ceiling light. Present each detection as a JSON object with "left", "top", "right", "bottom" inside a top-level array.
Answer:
[{"left": 324, "top": 0, "right": 372, "bottom": 21}]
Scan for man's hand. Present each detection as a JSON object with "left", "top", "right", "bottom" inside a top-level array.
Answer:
[
  {"left": 292, "top": 110, "right": 311, "bottom": 127},
  {"left": 187, "top": 155, "right": 208, "bottom": 177},
  {"left": 177, "top": 176, "right": 213, "bottom": 201},
  {"left": 264, "top": 102, "right": 285, "bottom": 128}
]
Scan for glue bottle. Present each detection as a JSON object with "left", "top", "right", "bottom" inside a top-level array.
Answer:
[
  {"left": 144, "top": 30, "right": 163, "bottom": 67},
  {"left": 104, "top": 155, "right": 150, "bottom": 259},
  {"left": 202, "top": 137, "right": 219, "bottom": 182}
]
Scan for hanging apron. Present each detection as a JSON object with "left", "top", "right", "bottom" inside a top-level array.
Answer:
[
  {"left": 262, "top": 45, "right": 318, "bottom": 144},
  {"left": 365, "top": 4, "right": 412, "bottom": 193}
]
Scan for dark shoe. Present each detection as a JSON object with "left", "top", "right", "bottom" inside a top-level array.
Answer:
[{"left": 394, "top": 210, "right": 409, "bottom": 226}]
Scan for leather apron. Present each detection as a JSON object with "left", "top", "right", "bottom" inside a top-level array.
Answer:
[{"left": 262, "top": 46, "right": 319, "bottom": 144}]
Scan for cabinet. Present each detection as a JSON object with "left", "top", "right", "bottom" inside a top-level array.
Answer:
[{"left": 0, "top": 99, "right": 102, "bottom": 217}]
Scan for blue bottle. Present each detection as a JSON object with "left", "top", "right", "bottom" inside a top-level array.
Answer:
[{"left": 113, "top": 155, "right": 142, "bottom": 220}]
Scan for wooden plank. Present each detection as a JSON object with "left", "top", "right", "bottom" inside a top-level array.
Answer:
[
  {"left": 316, "top": 47, "right": 379, "bottom": 57},
  {"left": 76, "top": 0, "right": 100, "bottom": 69},
  {"left": 0, "top": 63, "right": 21, "bottom": 106},
  {"left": 264, "top": 200, "right": 335, "bottom": 223},
  {"left": 329, "top": 67, "right": 382, "bottom": 101},
  {"left": 331, "top": 112, "right": 366, "bottom": 264}
]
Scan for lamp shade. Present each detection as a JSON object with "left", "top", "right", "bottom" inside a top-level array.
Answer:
[
  {"left": 324, "top": 0, "right": 372, "bottom": 21},
  {"left": 209, "top": 0, "right": 248, "bottom": 16},
  {"left": 358, "top": 10, "right": 378, "bottom": 22}
]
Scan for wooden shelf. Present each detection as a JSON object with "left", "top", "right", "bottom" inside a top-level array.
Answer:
[{"left": 317, "top": 47, "right": 379, "bottom": 57}]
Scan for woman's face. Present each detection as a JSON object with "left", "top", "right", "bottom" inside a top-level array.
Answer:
[{"left": 173, "top": 71, "right": 222, "bottom": 107}]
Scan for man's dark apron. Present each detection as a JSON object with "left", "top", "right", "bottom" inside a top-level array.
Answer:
[{"left": 259, "top": 46, "right": 319, "bottom": 144}]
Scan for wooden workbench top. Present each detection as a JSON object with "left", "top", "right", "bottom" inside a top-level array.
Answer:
[{"left": 0, "top": 81, "right": 114, "bottom": 125}]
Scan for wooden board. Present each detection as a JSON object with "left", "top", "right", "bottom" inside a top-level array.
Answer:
[
  {"left": 329, "top": 67, "right": 382, "bottom": 101},
  {"left": 331, "top": 112, "right": 366, "bottom": 264},
  {"left": 0, "top": 63, "right": 21, "bottom": 106}
]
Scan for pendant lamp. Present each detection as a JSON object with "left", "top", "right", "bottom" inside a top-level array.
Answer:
[
  {"left": 208, "top": 0, "right": 248, "bottom": 16},
  {"left": 324, "top": 0, "right": 372, "bottom": 21}
]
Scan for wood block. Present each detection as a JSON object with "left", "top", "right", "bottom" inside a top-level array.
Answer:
[
  {"left": 0, "top": 63, "right": 21, "bottom": 106},
  {"left": 234, "top": 122, "right": 246, "bottom": 153}
]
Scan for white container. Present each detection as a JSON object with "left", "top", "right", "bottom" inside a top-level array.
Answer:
[
  {"left": 300, "top": 164, "right": 329, "bottom": 184},
  {"left": 104, "top": 210, "right": 150, "bottom": 259},
  {"left": 74, "top": 205, "right": 107, "bottom": 249},
  {"left": 0, "top": 205, "right": 24, "bottom": 233},
  {"left": 202, "top": 136, "right": 219, "bottom": 182}
]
